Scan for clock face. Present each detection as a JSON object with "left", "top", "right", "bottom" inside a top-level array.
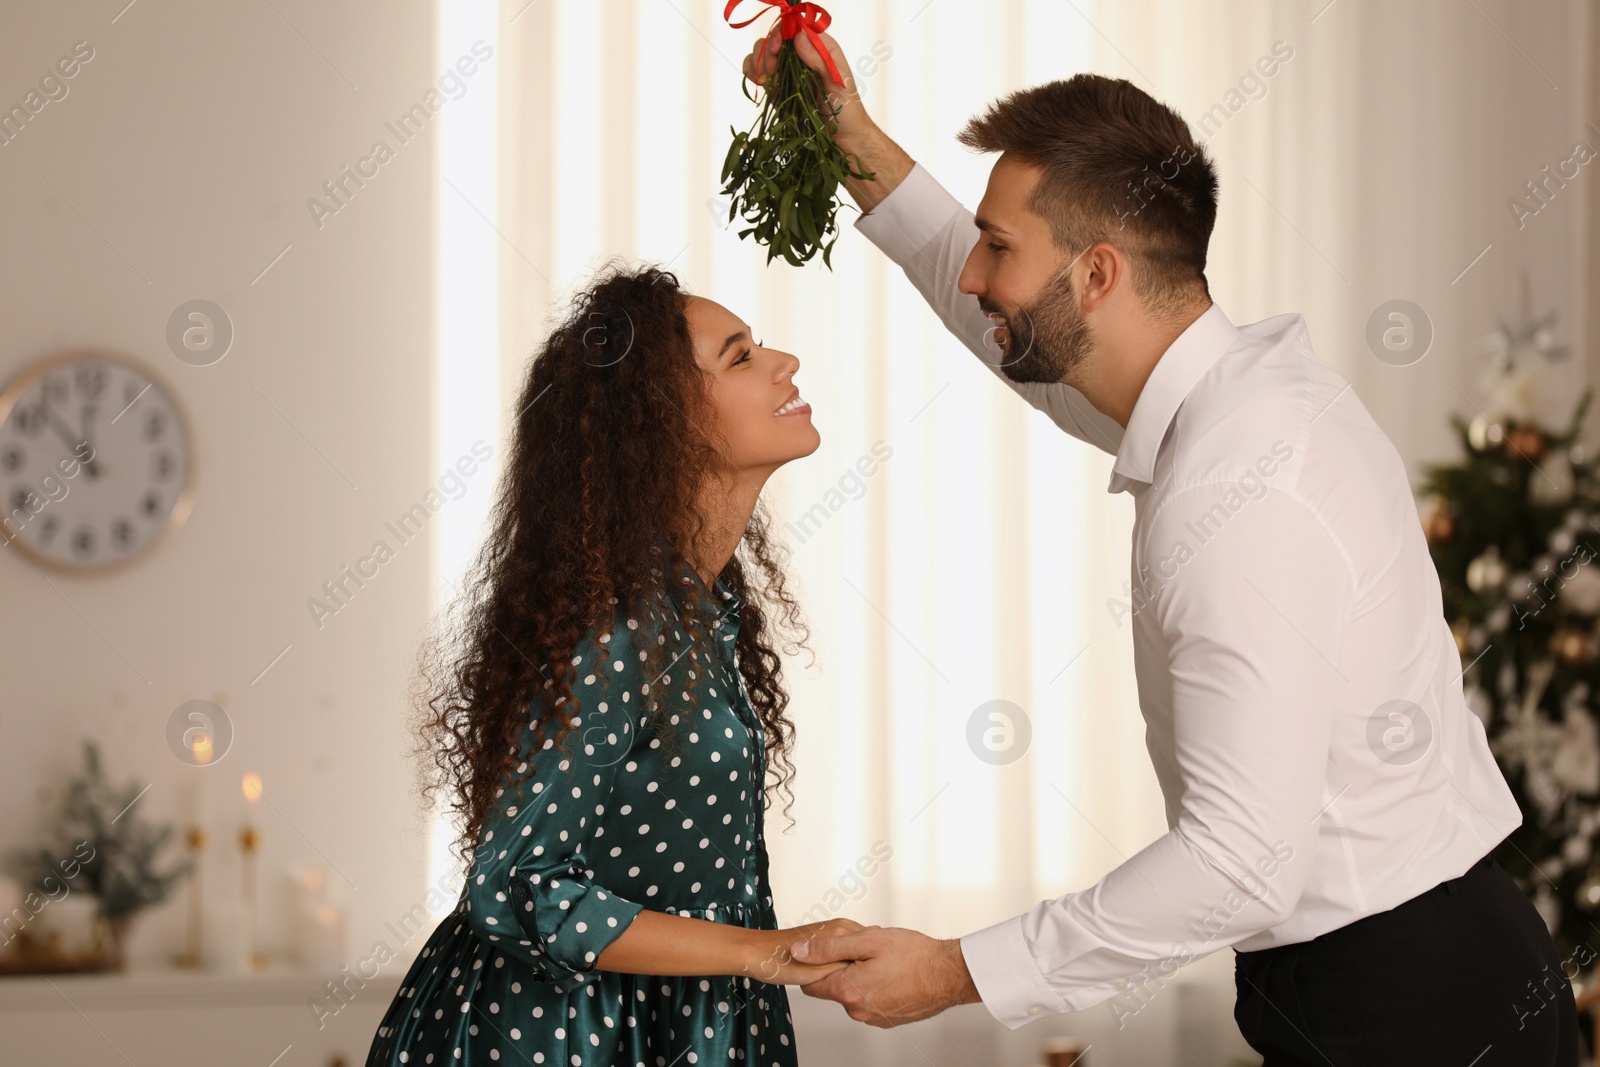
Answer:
[{"left": 0, "top": 351, "right": 194, "bottom": 572}]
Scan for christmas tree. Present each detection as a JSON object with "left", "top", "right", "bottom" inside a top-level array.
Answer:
[{"left": 1421, "top": 277, "right": 1600, "bottom": 961}]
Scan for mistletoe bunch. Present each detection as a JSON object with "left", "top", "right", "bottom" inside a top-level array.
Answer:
[{"left": 720, "top": 1, "right": 873, "bottom": 269}]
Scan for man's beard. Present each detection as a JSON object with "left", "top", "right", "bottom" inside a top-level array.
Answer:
[{"left": 984, "top": 271, "right": 1094, "bottom": 385}]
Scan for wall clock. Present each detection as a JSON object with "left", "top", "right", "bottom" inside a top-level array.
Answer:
[{"left": 0, "top": 349, "right": 195, "bottom": 574}]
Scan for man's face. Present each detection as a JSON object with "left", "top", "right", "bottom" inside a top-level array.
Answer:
[{"left": 958, "top": 153, "right": 1097, "bottom": 386}]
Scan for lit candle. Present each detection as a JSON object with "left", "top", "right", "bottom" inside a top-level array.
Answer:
[
  {"left": 239, "top": 773, "right": 264, "bottom": 969},
  {"left": 241, "top": 772, "right": 262, "bottom": 812},
  {"left": 205, "top": 896, "right": 250, "bottom": 973},
  {"left": 188, "top": 723, "right": 213, "bottom": 829},
  {"left": 289, "top": 865, "right": 346, "bottom": 970},
  {"left": 303, "top": 901, "right": 347, "bottom": 971},
  {"left": 191, "top": 730, "right": 213, "bottom": 765}
]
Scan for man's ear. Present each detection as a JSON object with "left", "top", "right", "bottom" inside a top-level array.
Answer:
[{"left": 1078, "top": 242, "right": 1127, "bottom": 312}]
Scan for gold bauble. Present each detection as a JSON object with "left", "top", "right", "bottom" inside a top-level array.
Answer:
[
  {"left": 1552, "top": 628, "right": 1593, "bottom": 666},
  {"left": 1505, "top": 426, "right": 1548, "bottom": 462},
  {"left": 1424, "top": 509, "right": 1455, "bottom": 544}
]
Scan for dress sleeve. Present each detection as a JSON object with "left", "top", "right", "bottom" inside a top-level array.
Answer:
[
  {"left": 462, "top": 607, "right": 649, "bottom": 986},
  {"left": 853, "top": 162, "right": 1126, "bottom": 457}
]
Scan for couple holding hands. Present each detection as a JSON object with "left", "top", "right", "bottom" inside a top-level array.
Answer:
[{"left": 369, "top": 23, "right": 1576, "bottom": 1067}]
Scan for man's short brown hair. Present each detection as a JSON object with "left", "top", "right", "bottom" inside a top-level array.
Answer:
[{"left": 957, "top": 74, "right": 1218, "bottom": 319}]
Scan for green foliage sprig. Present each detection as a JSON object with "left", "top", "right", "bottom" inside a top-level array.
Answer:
[
  {"left": 7, "top": 740, "right": 193, "bottom": 922},
  {"left": 720, "top": 39, "right": 873, "bottom": 269}
]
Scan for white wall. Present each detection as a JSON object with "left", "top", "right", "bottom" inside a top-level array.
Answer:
[{"left": 0, "top": 0, "right": 439, "bottom": 986}]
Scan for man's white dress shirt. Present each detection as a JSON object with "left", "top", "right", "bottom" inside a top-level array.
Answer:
[{"left": 854, "top": 163, "right": 1524, "bottom": 1028}]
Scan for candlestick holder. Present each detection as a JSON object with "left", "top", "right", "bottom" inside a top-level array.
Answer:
[
  {"left": 169, "top": 825, "right": 207, "bottom": 969},
  {"left": 238, "top": 825, "right": 269, "bottom": 971}
]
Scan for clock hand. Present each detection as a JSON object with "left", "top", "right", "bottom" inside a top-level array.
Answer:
[
  {"left": 41, "top": 400, "right": 84, "bottom": 452},
  {"left": 41, "top": 398, "right": 100, "bottom": 479},
  {"left": 79, "top": 405, "right": 101, "bottom": 479}
]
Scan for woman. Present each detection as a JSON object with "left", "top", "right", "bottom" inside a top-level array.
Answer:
[{"left": 366, "top": 263, "right": 856, "bottom": 1066}]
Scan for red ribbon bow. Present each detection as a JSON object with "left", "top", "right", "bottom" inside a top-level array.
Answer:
[{"left": 724, "top": 0, "right": 845, "bottom": 88}]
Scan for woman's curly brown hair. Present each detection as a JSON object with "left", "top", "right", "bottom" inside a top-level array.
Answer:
[{"left": 412, "top": 260, "right": 809, "bottom": 868}]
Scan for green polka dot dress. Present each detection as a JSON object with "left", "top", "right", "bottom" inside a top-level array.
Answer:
[{"left": 366, "top": 559, "right": 798, "bottom": 1066}]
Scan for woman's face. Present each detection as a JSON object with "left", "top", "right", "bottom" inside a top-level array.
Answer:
[{"left": 685, "top": 295, "right": 820, "bottom": 476}]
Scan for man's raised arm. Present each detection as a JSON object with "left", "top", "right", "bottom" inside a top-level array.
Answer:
[{"left": 742, "top": 27, "right": 1124, "bottom": 456}]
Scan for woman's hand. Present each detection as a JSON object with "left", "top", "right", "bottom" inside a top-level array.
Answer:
[{"left": 742, "top": 917, "right": 868, "bottom": 986}]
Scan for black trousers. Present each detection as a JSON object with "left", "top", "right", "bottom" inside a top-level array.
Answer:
[{"left": 1233, "top": 851, "right": 1579, "bottom": 1066}]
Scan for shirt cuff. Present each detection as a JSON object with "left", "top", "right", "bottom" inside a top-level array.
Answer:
[
  {"left": 959, "top": 914, "right": 1067, "bottom": 1030},
  {"left": 852, "top": 161, "right": 968, "bottom": 258}
]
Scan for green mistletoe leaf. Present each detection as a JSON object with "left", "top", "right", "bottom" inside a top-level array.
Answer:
[{"left": 720, "top": 36, "right": 874, "bottom": 270}]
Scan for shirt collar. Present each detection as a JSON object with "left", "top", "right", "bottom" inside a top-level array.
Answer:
[
  {"left": 1107, "top": 303, "right": 1240, "bottom": 495},
  {"left": 662, "top": 547, "right": 743, "bottom": 631}
]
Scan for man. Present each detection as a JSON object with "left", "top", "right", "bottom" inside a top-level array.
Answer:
[{"left": 742, "top": 28, "right": 1579, "bottom": 1066}]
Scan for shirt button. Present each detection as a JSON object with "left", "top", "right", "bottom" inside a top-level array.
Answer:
[
  {"left": 1115, "top": 979, "right": 1127, "bottom": 989},
  {"left": 1027, "top": 1007, "right": 1041, "bottom": 1016}
]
